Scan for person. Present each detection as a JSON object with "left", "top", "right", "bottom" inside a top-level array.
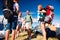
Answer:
[
  {"left": 24, "top": 10, "right": 33, "bottom": 40},
  {"left": 21, "top": 18, "right": 26, "bottom": 32},
  {"left": 44, "top": 5, "right": 56, "bottom": 31},
  {"left": 15, "top": 12, "right": 22, "bottom": 38},
  {"left": 5, "top": 0, "right": 19, "bottom": 40},
  {"left": 37, "top": 4, "right": 46, "bottom": 40}
]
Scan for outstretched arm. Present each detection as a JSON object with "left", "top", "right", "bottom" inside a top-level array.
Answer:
[{"left": 38, "top": 10, "right": 46, "bottom": 13}]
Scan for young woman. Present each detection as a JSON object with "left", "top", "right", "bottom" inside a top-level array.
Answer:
[
  {"left": 15, "top": 12, "right": 22, "bottom": 38},
  {"left": 37, "top": 4, "right": 46, "bottom": 40}
]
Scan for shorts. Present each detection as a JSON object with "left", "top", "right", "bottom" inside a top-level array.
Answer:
[
  {"left": 38, "top": 18, "right": 45, "bottom": 23},
  {"left": 44, "top": 16, "right": 52, "bottom": 24},
  {"left": 5, "top": 17, "right": 17, "bottom": 30},
  {"left": 17, "top": 21, "right": 22, "bottom": 26},
  {"left": 25, "top": 22, "right": 32, "bottom": 29}
]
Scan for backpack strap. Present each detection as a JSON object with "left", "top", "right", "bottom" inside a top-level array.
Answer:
[
  {"left": 3, "top": 8, "right": 13, "bottom": 14},
  {"left": 29, "top": 15, "right": 32, "bottom": 21}
]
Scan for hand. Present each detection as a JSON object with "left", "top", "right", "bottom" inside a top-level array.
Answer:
[{"left": 37, "top": 11, "right": 42, "bottom": 13}]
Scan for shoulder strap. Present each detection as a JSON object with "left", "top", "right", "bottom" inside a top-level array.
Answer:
[{"left": 27, "top": 15, "right": 31, "bottom": 19}]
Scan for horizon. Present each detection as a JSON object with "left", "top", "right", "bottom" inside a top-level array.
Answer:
[{"left": 0, "top": 0, "right": 60, "bottom": 24}]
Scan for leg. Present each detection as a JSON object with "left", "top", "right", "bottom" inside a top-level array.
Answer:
[
  {"left": 40, "top": 22, "right": 46, "bottom": 40},
  {"left": 16, "top": 25, "right": 21, "bottom": 33},
  {"left": 16, "top": 21, "right": 22, "bottom": 34},
  {"left": 12, "top": 21, "right": 17, "bottom": 40},
  {"left": 25, "top": 22, "right": 32, "bottom": 40},
  {"left": 15, "top": 25, "right": 21, "bottom": 38},
  {"left": 5, "top": 22, "right": 10, "bottom": 40},
  {"left": 5, "top": 30, "right": 10, "bottom": 40},
  {"left": 25, "top": 29, "right": 31, "bottom": 40},
  {"left": 26, "top": 29, "right": 31, "bottom": 37},
  {"left": 12, "top": 30, "right": 16, "bottom": 40},
  {"left": 22, "top": 24, "right": 25, "bottom": 32}
]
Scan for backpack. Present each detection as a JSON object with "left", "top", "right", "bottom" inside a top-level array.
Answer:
[
  {"left": 2, "top": 0, "right": 13, "bottom": 19},
  {"left": 46, "top": 5, "right": 54, "bottom": 19},
  {"left": 3, "top": 8, "right": 13, "bottom": 19}
]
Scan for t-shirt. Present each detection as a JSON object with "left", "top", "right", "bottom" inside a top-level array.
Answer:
[
  {"left": 13, "top": 2, "right": 19, "bottom": 17},
  {"left": 13, "top": 2, "right": 19, "bottom": 12},
  {"left": 25, "top": 15, "right": 32, "bottom": 22},
  {"left": 37, "top": 9, "right": 45, "bottom": 20}
]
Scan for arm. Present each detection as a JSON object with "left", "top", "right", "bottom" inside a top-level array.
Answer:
[
  {"left": 15, "top": 3, "right": 19, "bottom": 14},
  {"left": 16, "top": 6, "right": 19, "bottom": 12},
  {"left": 23, "top": 16, "right": 26, "bottom": 23},
  {"left": 38, "top": 10, "right": 46, "bottom": 13},
  {"left": 30, "top": 16, "right": 33, "bottom": 24},
  {"left": 42, "top": 8, "right": 46, "bottom": 13}
]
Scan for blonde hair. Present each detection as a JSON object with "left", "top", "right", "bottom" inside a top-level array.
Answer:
[{"left": 38, "top": 4, "right": 42, "bottom": 11}]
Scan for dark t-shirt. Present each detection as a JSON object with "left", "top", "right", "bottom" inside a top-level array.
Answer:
[
  {"left": 38, "top": 8, "right": 46, "bottom": 18},
  {"left": 38, "top": 8, "right": 46, "bottom": 21}
]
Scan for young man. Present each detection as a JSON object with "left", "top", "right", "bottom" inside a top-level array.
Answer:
[
  {"left": 37, "top": 4, "right": 46, "bottom": 40},
  {"left": 24, "top": 10, "right": 33, "bottom": 40},
  {"left": 5, "top": 0, "right": 19, "bottom": 40},
  {"left": 15, "top": 12, "right": 22, "bottom": 38}
]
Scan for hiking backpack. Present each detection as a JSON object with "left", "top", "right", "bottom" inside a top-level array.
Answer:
[
  {"left": 46, "top": 5, "right": 54, "bottom": 19},
  {"left": 2, "top": 0, "right": 13, "bottom": 19}
]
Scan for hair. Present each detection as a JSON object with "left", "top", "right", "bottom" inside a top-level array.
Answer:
[
  {"left": 15, "top": 0, "right": 18, "bottom": 1},
  {"left": 26, "top": 10, "right": 30, "bottom": 15},
  {"left": 38, "top": 4, "right": 42, "bottom": 11},
  {"left": 38, "top": 4, "right": 42, "bottom": 7},
  {"left": 13, "top": 0, "right": 18, "bottom": 2},
  {"left": 38, "top": 4, "right": 42, "bottom": 6}
]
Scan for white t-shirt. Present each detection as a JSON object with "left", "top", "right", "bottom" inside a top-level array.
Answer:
[{"left": 13, "top": 2, "right": 19, "bottom": 12}]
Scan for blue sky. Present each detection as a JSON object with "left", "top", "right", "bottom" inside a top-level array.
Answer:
[{"left": 0, "top": 0, "right": 60, "bottom": 24}]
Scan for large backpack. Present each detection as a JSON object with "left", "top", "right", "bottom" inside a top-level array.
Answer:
[
  {"left": 2, "top": 0, "right": 13, "bottom": 19},
  {"left": 3, "top": 9, "right": 13, "bottom": 19},
  {"left": 46, "top": 5, "right": 54, "bottom": 19}
]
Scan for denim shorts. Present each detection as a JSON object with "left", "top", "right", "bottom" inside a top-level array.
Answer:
[
  {"left": 5, "top": 17, "right": 17, "bottom": 30},
  {"left": 17, "top": 21, "right": 22, "bottom": 26}
]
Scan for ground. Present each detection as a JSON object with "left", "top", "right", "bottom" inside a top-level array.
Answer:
[{"left": 8, "top": 31, "right": 59, "bottom": 40}]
